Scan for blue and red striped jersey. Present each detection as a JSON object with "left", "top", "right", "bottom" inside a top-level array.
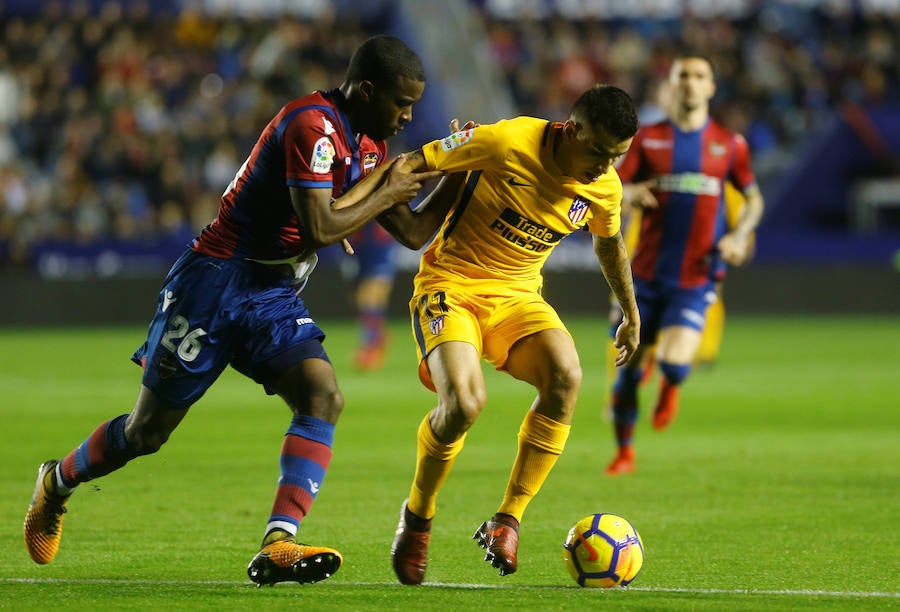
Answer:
[
  {"left": 192, "top": 89, "right": 387, "bottom": 261},
  {"left": 617, "top": 118, "right": 756, "bottom": 288}
]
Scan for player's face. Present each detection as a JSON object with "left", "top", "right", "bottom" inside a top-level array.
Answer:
[
  {"left": 557, "top": 121, "right": 633, "bottom": 184},
  {"left": 669, "top": 58, "right": 715, "bottom": 112},
  {"left": 365, "top": 75, "right": 425, "bottom": 141}
]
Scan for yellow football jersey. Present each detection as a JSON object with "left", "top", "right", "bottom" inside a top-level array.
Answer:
[{"left": 418, "top": 117, "right": 624, "bottom": 293}]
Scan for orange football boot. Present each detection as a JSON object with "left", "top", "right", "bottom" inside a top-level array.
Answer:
[
  {"left": 24, "top": 460, "right": 70, "bottom": 564},
  {"left": 605, "top": 446, "right": 635, "bottom": 476}
]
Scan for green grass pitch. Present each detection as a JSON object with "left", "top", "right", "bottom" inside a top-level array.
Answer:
[{"left": 1, "top": 316, "right": 898, "bottom": 610}]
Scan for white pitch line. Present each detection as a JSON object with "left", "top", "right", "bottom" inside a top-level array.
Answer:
[{"left": 2, "top": 577, "right": 898, "bottom": 598}]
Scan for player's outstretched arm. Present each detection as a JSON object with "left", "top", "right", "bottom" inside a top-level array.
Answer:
[
  {"left": 372, "top": 119, "right": 477, "bottom": 249},
  {"left": 376, "top": 169, "right": 467, "bottom": 249},
  {"left": 290, "top": 161, "right": 443, "bottom": 250},
  {"left": 593, "top": 232, "right": 640, "bottom": 366},
  {"left": 717, "top": 184, "right": 764, "bottom": 266}
]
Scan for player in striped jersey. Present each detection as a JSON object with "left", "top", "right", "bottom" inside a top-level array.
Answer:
[
  {"left": 389, "top": 85, "right": 642, "bottom": 584},
  {"left": 24, "top": 36, "right": 451, "bottom": 586},
  {"left": 605, "top": 54, "right": 765, "bottom": 475}
]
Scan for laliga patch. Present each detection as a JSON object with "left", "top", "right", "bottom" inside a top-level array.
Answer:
[
  {"left": 363, "top": 152, "right": 379, "bottom": 173},
  {"left": 311, "top": 137, "right": 336, "bottom": 174},
  {"left": 440, "top": 129, "right": 474, "bottom": 151}
]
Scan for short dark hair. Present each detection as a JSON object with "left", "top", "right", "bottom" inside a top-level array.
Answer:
[
  {"left": 570, "top": 85, "right": 639, "bottom": 141},
  {"left": 672, "top": 51, "right": 716, "bottom": 78},
  {"left": 345, "top": 35, "right": 425, "bottom": 87}
]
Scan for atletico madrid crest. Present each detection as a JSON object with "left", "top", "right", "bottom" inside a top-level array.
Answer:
[
  {"left": 429, "top": 315, "right": 445, "bottom": 335},
  {"left": 568, "top": 198, "right": 589, "bottom": 224}
]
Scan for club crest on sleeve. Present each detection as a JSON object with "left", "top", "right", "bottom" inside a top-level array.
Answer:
[
  {"left": 429, "top": 315, "right": 445, "bottom": 335},
  {"left": 311, "top": 137, "right": 336, "bottom": 174},
  {"left": 440, "top": 129, "right": 474, "bottom": 152},
  {"left": 568, "top": 198, "right": 590, "bottom": 224}
]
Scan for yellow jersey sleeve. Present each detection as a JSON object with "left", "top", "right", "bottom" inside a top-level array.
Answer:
[{"left": 422, "top": 122, "right": 509, "bottom": 173}]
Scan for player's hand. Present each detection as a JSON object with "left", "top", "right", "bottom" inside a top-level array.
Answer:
[
  {"left": 623, "top": 180, "right": 658, "bottom": 210},
  {"left": 449, "top": 118, "right": 479, "bottom": 133},
  {"left": 386, "top": 154, "right": 444, "bottom": 205},
  {"left": 612, "top": 316, "right": 640, "bottom": 367},
  {"left": 717, "top": 232, "right": 750, "bottom": 266}
]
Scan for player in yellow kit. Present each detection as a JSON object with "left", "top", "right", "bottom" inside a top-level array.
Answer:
[{"left": 388, "top": 85, "right": 642, "bottom": 585}]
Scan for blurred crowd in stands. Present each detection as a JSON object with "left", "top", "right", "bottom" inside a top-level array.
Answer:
[
  {"left": 0, "top": 1, "right": 370, "bottom": 268},
  {"left": 0, "top": 1, "right": 898, "bottom": 270},
  {"left": 478, "top": 3, "right": 899, "bottom": 177}
]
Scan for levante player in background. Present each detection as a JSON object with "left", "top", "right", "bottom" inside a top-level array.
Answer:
[
  {"left": 23, "top": 35, "right": 452, "bottom": 585},
  {"left": 605, "top": 53, "right": 764, "bottom": 475}
]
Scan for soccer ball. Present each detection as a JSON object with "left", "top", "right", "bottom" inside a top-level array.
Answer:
[{"left": 563, "top": 513, "right": 644, "bottom": 588}]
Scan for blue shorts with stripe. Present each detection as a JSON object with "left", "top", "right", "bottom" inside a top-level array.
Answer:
[
  {"left": 132, "top": 249, "right": 329, "bottom": 409},
  {"left": 610, "top": 278, "right": 716, "bottom": 343}
]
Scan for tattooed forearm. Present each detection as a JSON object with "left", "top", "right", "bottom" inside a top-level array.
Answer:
[
  {"left": 593, "top": 233, "right": 639, "bottom": 319},
  {"left": 403, "top": 149, "right": 428, "bottom": 172}
]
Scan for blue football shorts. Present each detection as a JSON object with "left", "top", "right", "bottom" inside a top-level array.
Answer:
[
  {"left": 351, "top": 224, "right": 396, "bottom": 279},
  {"left": 610, "top": 278, "right": 716, "bottom": 343},
  {"left": 132, "top": 249, "right": 329, "bottom": 409}
]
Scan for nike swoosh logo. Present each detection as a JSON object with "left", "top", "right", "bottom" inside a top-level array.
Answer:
[{"left": 507, "top": 177, "right": 532, "bottom": 187}]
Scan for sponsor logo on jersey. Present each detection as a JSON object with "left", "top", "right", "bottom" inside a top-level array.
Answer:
[
  {"left": 568, "top": 198, "right": 590, "bottom": 224},
  {"left": 657, "top": 173, "right": 721, "bottom": 196},
  {"left": 363, "top": 152, "right": 379, "bottom": 173},
  {"left": 311, "top": 137, "right": 335, "bottom": 174},
  {"left": 643, "top": 138, "right": 672, "bottom": 149},
  {"left": 507, "top": 176, "right": 532, "bottom": 187},
  {"left": 709, "top": 142, "right": 727, "bottom": 157},
  {"left": 296, "top": 317, "right": 314, "bottom": 325},
  {"left": 429, "top": 315, "right": 445, "bottom": 335},
  {"left": 439, "top": 128, "right": 474, "bottom": 151},
  {"left": 489, "top": 207, "right": 564, "bottom": 252}
]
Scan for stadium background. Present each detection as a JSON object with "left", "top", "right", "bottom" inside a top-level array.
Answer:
[{"left": 0, "top": 0, "right": 898, "bottom": 325}]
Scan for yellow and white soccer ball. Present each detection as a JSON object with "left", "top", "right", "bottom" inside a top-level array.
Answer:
[{"left": 563, "top": 513, "right": 644, "bottom": 588}]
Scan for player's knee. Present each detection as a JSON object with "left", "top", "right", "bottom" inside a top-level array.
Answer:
[
  {"left": 561, "top": 362, "right": 583, "bottom": 394},
  {"left": 658, "top": 361, "right": 691, "bottom": 385},
  {"left": 442, "top": 387, "right": 486, "bottom": 433},
  {"left": 544, "top": 359, "right": 582, "bottom": 401},
  {"left": 304, "top": 387, "right": 344, "bottom": 423}
]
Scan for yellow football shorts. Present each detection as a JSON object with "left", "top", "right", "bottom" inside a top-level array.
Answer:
[{"left": 409, "top": 282, "right": 570, "bottom": 391}]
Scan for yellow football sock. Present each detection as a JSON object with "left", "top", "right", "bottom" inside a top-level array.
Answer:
[
  {"left": 498, "top": 410, "right": 571, "bottom": 522},
  {"left": 408, "top": 413, "right": 466, "bottom": 520},
  {"left": 697, "top": 298, "right": 725, "bottom": 364}
]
